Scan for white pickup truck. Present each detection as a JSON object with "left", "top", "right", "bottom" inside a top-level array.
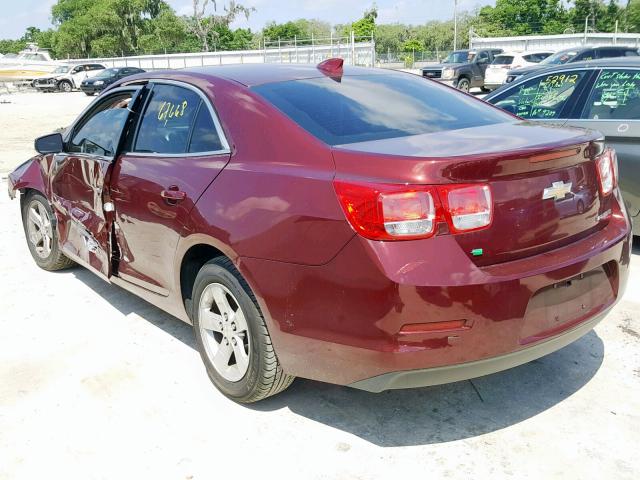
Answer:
[{"left": 33, "top": 63, "right": 106, "bottom": 92}]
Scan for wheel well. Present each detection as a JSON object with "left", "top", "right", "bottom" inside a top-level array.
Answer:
[{"left": 180, "top": 244, "right": 226, "bottom": 306}]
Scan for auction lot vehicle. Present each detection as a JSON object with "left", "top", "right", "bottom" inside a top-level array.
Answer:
[
  {"left": 80, "top": 67, "right": 145, "bottom": 95},
  {"left": 484, "top": 51, "right": 554, "bottom": 90},
  {"left": 485, "top": 58, "right": 640, "bottom": 235},
  {"left": 8, "top": 61, "right": 631, "bottom": 402},
  {"left": 34, "top": 63, "right": 106, "bottom": 92},
  {"left": 505, "top": 46, "right": 639, "bottom": 84},
  {"left": 421, "top": 48, "right": 503, "bottom": 91}
]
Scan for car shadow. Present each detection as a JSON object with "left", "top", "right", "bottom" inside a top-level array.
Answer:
[{"left": 67, "top": 265, "right": 604, "bottom": 447}]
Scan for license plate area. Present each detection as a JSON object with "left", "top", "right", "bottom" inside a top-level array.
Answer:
[{"left": 520, "top": 265, "right": 616, "bottom": 345}]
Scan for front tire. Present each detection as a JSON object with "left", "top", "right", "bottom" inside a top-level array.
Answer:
[
  {"left": 58, "top": 80, "right": 73, "bottom": 93},
  {"left": 192, "top": 257, "right": 294, "bottom": 403},
  {"left": 21, "top": 192, "right": 75, "bottom": 271},
  {"left": 457, "top": 77, "right": 471, "bottom": 92}
]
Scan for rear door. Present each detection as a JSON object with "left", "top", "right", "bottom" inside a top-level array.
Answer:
[
  {"left": 564, "top": 67, "right": 640, "bottom": 218},
  {"left": 50, "top": 87, "right": 143, "bottom": 278},
  {"left": 110, "top": 80, "right": 231, "bottom": 295}
]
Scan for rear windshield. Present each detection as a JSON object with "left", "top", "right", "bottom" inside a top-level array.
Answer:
[
  {"left": 253, "top": 74, "right": 511, "bottom": 145},
  {"left": 493, "top": 55, "right": 514, "bottom": 65}
]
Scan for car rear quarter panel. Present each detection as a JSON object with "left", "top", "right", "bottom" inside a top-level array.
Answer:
[{"left": 182, "top": 78, "right": 354, "bottom": 266}]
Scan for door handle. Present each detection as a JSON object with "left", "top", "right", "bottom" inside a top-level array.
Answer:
[{"left": 161, "top": 187, "right": 186, "bottom": 203}]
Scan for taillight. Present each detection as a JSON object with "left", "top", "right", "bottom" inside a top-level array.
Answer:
[
  {"left": 595, "top": 148, "right": 617, "bottom": 196},
  {"left": 440, "top": 184, "right": 493, "bottom": 233},
  {"left": 333, "top": 181, "right": 437, "bottom": 240},
  {"left": 334, "top": 181, "right": 493, "bottom": 241}
]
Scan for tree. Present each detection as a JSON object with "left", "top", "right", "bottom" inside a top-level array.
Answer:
[
  {"left": 477, "top": 0, "right": 569, "bottom": 36},
  {"left": 338, "top": 5, "right": 377, "bottom": 39},
  {"left": 402, "top": 39, "right": 424, "bottom": 53},
  {"left": 262, "top": 21, "right": 304, "bottom": 41},
  {"left": 628, "top": 0, "right": 640, "bottom": 30},
  {"left": 186, "top": 0, "right": 254, "bottom": 52}
]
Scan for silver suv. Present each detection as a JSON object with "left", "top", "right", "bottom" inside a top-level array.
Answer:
[{"left": 33, "top": 63, "right": 105, "bottom": 92}]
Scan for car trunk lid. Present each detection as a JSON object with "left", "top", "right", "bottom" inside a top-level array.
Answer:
[{"left": 331, "top": 122, "right": 609, "bottom": 266}]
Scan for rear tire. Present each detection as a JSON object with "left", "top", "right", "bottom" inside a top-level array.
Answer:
[
  {"left": 192, "top": 257, "right": 294, "bottom": 403},
  {"left": 21, "top": 192, "right": 75, "bottom": 271}
]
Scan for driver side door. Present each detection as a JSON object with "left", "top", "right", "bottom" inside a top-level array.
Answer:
[{"left": 49, "top": 87, "right": 143, "bottom": 279}]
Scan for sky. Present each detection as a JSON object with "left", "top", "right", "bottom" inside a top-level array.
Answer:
[{"left": 0, "top": 0, "right": 495, "bottom": 40}]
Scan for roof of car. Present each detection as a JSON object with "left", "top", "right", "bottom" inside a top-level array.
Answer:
[
  {"left": 166, "top": 63, "right": 394, "bottom": 87},
  {"left": 531, "top": 56, "right": 640, "bottom": 70}
]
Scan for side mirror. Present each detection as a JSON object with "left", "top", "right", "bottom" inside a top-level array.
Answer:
[{"left": 35, "top": 133, "right": 64, "bottom": 154}]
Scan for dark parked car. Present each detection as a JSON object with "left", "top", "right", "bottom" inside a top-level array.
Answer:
[
  {"left": 485, "top": 57, "right": 640, "bottom": 234},
  {"left": 8, "top": 60, "right": 631, "bottom": 403},
  {"left": 421, "top": 48, "right": 503, "bottom": 91},
  {"left": 80, "top": 67, "right": 145, "bottom": 95},
  {"left": 505, "top": 45, "right": 639, "bottom": 84}
]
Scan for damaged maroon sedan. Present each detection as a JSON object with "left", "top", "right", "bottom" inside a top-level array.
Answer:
[{"left": 8, "top": 59, "right": 631, "bottom": 402}]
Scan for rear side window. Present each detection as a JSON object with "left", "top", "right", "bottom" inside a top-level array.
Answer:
[
  {"left": 582, "top": 69, "right": 640, "bottom": 120},
  {"left": 625, "top": 50, "right": 639, "bottom": 56},
  {"left": 523, "top": 53, "right": 550, "bottom": 63},
  {"left": 493, "top": 56, "right": 514, "bottom": 65},
  {"left": 491, "top": 71, "right": 588, "bottom": 119},
  {"left": 135, "top": 84, "right": 201, "bottom": 154},
  {"left": 253, "top": 74, "right": 511, "bottom": 145},
  {"left": 188, "top": 105, "right": 224, "bottom": 153},
  {"left": 598, "top": 49, "right": 625, "bottom": 59}
]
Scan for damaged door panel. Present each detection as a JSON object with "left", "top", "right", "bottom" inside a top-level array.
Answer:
[{"left": 49, "top": 87, "right": 144, "bottom": 279}]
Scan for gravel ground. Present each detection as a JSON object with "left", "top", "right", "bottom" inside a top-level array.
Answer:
[
  {"left": 0, "top": 91, "right": 93, "bottom": 174},
  {"left": 1, "top": 89, "right": 639, "bottom": 480}
]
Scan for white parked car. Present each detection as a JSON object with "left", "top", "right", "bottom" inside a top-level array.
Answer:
[
  {"left": 33, "top": 63, "right": 106, "bottom": 92},
  {"left": 484, "top": 51, "right": 554, "bottom": 91}
]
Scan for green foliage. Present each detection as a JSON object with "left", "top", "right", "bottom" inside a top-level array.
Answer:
[
  {"left": 338, "top": 6, "right": 377, "bottom": 39},
  {"left": 263, "top": 21, "right": 304, "bottom": 41},
  {"left": 402, "top": 39, "right": 424, "bottom": 53},
  {"left": 476, "top": 0, "right": 569, "bottom": 36}
]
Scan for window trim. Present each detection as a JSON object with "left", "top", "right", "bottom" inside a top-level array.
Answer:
[
  {"left": 130, "top": 79, "right": 231, "bottom": 158},
  {"left": 578, "top": 67, "right": 640, "bottom": 122}
]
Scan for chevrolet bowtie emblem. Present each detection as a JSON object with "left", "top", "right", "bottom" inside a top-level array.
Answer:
[{"left": 542, "top": 181, "right": 572, "bottom": 201}]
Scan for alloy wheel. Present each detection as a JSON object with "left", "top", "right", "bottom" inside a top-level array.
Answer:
[
  {"left": 26, "top": 200, "right": 53, "bottom": 259},
  {"left": 198, "top": 283, "right": 250, "bottom": 382}
]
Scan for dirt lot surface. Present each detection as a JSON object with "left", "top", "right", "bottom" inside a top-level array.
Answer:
[
  {"left": 0, "top": 91, "right": 93, "bottom": 173},
  {"left": 1, "top": 89, "right": 639, "bottom": 480}
]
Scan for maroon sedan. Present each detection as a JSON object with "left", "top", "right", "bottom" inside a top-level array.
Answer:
[{"left": 8, "top": 59, "right": 631, "bottom": 402}]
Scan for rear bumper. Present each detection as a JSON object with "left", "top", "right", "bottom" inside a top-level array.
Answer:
[
  {"left": 240, "top": 191, "right": 631, "bottom": 388},
  {"left": 349, "top": 305, "right": 610, "bottom": 392}
]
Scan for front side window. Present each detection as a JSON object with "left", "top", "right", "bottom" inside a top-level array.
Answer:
[
  {"left": 491, "top": 71, "right": 587, "bottom": 119},
  {"left": 134, "top": 84, "right": 201, "bottom": 154},
  {"left": 254, "top": 73, "right": 512, "bottom": 145},
  {"left": 582, "top": 69, "right": 640, "bottom": 120},
  {"left": 69, "top": 92, "right": 134, "bottom": 157}
]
